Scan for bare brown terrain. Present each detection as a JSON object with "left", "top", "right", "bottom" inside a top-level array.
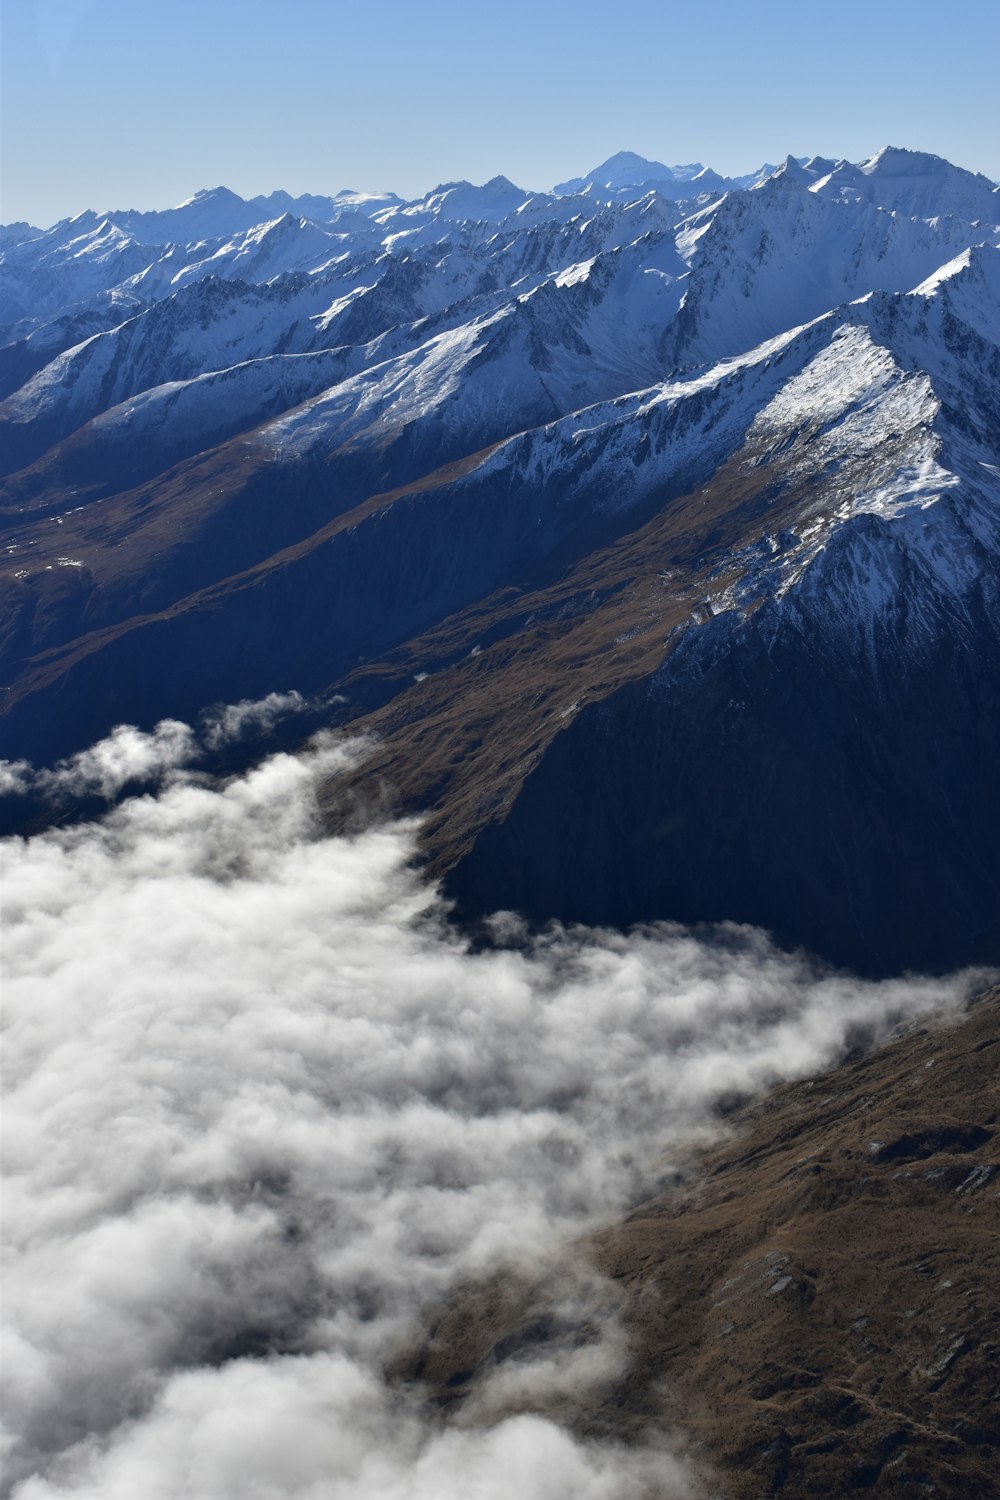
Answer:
[
  {"left": 397, "top": 985, "right": 1000, "bottom": 1498},
  {"left": 314, "top": 427, "right": 912, "bottom": 870}
]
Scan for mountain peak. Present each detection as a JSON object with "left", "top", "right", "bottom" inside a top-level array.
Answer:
[
  {"left": 553, "top": 152, "right": 706, "bottom": 196},
  {"left": 601, "top": 150, "right": 672, "bottom": 173},
  {"left": 763, "top": 154, "right": 810, "bottom": 186},
  {"left": 178, "top": 186, "right": 247, "bottom": 208},
  {"left": 861, "top": 145, "right": 942, "bottom": 176}
]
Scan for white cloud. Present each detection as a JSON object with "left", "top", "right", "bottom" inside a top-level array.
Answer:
[
  {"left": 1, "top": 733, "right": 989, "bottom": 1498},
  {"left": 0, "top": 692, "right": 314, "bottom": 804},
  {"left": 0, "top": 760, "right": 33, "bottom": 796},
  {"left": 0, "top": 719, "right": 197, "bottom": 801},
  {"left": 201, "top": 691, "right": 309, "bottom": 750}
]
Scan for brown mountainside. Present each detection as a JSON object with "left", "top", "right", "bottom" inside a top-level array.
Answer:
[{"left": 399, "top": 986, "right": 1000, "bottom": 1497}]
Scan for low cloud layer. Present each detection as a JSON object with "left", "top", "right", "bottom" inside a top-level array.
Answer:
[
  {"left": 2, "top": 732, "right": 988, "bottom": 1499},
  {"left": 0, "top": 691, "right": 307, "bottom": 802}
]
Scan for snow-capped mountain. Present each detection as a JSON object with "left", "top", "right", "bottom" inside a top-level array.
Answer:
[
  {"left": 1, "top": 146, "right": 998, "bottom": 974},
  {"left": 552, "top": 150, "right": 776, "bottom": 199},
  {"left": 553, "top": 150, "right": 708, "bottom": 195},
  {"left": 809, "top": 146, "right": 1000, "bottom": 222}
]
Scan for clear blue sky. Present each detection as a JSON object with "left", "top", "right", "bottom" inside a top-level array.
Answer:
[{"left": 3, "top": 0, "right": 998, "bottom": 226}]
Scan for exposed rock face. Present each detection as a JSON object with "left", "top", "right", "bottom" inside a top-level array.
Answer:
[{"left": 395, "top": 986, "right": 1000, "bottom": 1498}]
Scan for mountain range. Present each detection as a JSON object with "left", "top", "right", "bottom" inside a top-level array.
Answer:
[{"left": 2, "top": 144, "right": 999, "bottom": 976}]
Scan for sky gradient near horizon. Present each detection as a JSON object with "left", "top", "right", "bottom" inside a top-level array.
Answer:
[{"left": 2, "top": 0, "right": 999, "bottom": 226}]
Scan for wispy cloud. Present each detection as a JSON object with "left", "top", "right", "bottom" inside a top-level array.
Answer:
[
  {"left": 2, "top": 732, "right": 988, "bottom": 1498},
  {"left": 200, "top": 690, "right": 309, "bottom": 750},
  {"left": 0, "top": 691, "right": 310, "bottom": 803},
  {"left": 36, "top": 0, "right": 97, "bottom": 76}
]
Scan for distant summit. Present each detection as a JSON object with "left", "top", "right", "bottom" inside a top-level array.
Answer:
[
  {"left": 554, "top": 150, "right": 706, "bottom": 195},
  {"left": 552, "top": 151, "right": 795, "bottom": 200}
]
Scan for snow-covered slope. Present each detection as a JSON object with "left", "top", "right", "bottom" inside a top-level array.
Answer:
[
  {"left": 5, "top": 147, "right": 996, "bottom": 482},
  {"left": 106, "top": 186, "right": 281, "bottom": 244},
  {"left": 250, "top": 188, "right": 401, "bottom": 221},
  {"left": 0, "top": 218, "right": 157, "bottom": 324},
  {"left": 809, "top": 147, "right": 999, "bottom": 223}
]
